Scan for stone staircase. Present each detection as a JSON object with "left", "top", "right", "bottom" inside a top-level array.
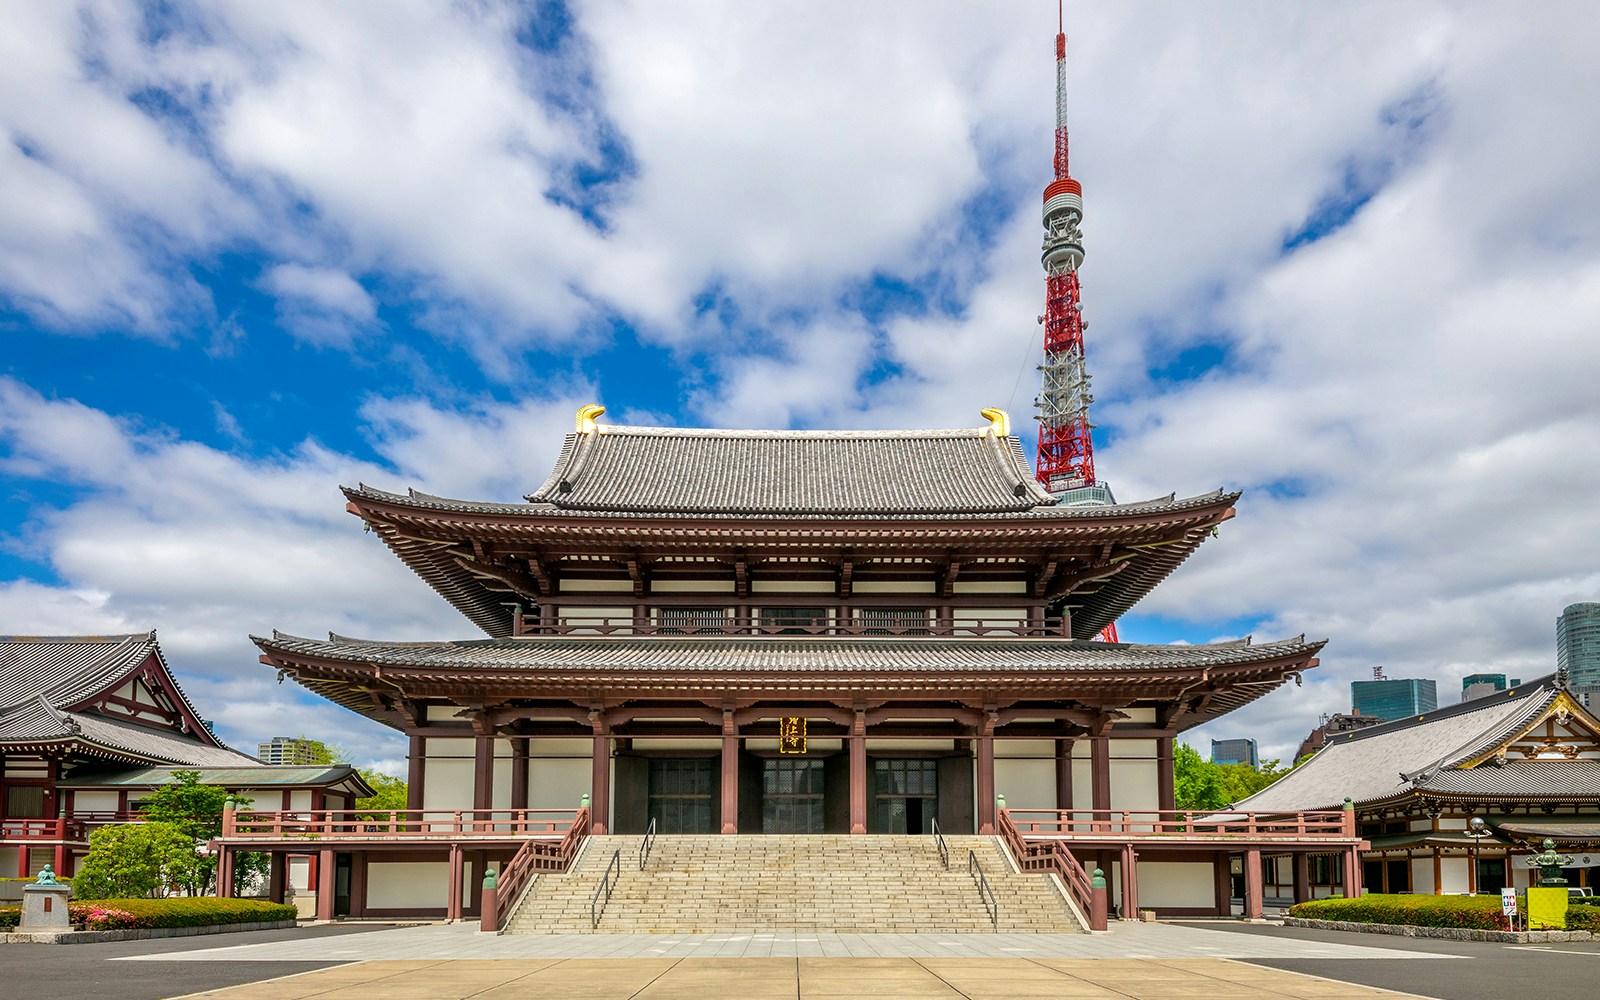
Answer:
[{"left": 503, "top": 834, "right": 1084, "bottom": 934}]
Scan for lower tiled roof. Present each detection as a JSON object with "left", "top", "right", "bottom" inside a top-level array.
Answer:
[
  {"left": 1418, "top": 759, "right": 1600, "bottom": 797},
  {"left": 61, "top": 764, "right": 374, "bottom": 796}
]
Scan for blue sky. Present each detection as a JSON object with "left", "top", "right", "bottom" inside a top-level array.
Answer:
[{"left": 5, "top": 1, "right": 1600, "bottom": 771}]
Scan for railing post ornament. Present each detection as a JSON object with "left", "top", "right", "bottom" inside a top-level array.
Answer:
[{"left": 1089, "top": 867, "right": 1109, "bottom": 931}]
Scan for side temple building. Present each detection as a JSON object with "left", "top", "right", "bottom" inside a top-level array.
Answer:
[{"left": 243, "top": 407, "right": 1358, "bottom": 921}]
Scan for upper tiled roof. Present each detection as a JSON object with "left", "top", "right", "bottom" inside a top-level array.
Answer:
[
  {"left": 1235, "top": 677, "right": 1583, "bottom": 811},
  {"left": 0, "top": 632, "right": 251, "bottom": 765},
  {"left": 524, "top": 424, "right": 1056, "bottom": 516}
]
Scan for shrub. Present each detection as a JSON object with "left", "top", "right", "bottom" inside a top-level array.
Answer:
[
  {"left": 0, "top": 897, "right": 296, "bottom": 930},
  {"left": 72, "top": 821, "right": 199, "bottom": 900},
  {"left": 1288, "top": 893, "right": 1510, "bottom": 930},
  {"left": 1567, "top": 906, "right": 1600, "bottom": 932}
]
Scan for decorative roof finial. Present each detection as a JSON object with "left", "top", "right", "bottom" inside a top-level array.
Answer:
[
  {"left": 575, "top": 404, "right": 605, "bottom": 434},
  {"left": 980, "top": 407, "right": 1011, "bottom": 437}
]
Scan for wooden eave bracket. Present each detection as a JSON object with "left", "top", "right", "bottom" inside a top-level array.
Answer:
[
  {"left": 1045, "top": 559, "right": 1131, "bottom": 602},
  {"left": 941, "top": 556, "right": 962, "bottom": 599},
  {"left": 735, "top": 552, "right": 748, "bottom": 600},
  {"left": 1032, "top": 558, "right": 1059, "bottom": 599},
  {"left": 452, "top": 554, "right": 542, "bottom": 599}
]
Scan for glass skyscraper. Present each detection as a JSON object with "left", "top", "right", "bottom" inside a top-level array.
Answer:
[
  {"left": 1351, "top": 678, "right": 1437, "bottom": 721},
  {"left": 1557, "top": 602, "right": 1600, "bottom": 707}
]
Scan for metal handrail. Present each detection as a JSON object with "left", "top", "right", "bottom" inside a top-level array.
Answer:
[
  {"left": 968, "top": 849, "right": 998, "bottom": 931},
  {"left": 639, "top": 817, "right": 657, "bottom": 871},
  {"left": 930, "top": 816, "right": 949, "bottom": 870},
  {"left": 591, "top": 848, "right": 621, "bottom": 929}
]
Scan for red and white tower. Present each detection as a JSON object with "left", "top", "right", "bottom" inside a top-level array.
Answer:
[{"left": 1034, "top": 4, "right": 1098, "bottom": 495}]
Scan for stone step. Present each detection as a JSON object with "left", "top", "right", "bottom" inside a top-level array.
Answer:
[{"left": 502, "top": 834, "right": 1083, "bottom": 934}]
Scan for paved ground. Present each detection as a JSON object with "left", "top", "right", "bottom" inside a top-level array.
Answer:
[
  {"left": 6, "top": 919, "right": 1600, "bottom": 999},
  {"left": 171, "top": 956, "right": 1425, "bottom": 999}
]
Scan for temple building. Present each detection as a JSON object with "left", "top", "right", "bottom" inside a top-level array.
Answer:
[
  {"left": 1237, "top": 672, "right": 1600, "bottom": 894},
  {"left": 236, "top": 407, "right": 1362, "bottom": 923},
  {"left": 0, "top": 633, "right": 368, "bottom": 884}
]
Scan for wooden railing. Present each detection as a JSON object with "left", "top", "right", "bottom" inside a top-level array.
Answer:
[
  {"left": 0, "top": 818, "right": 86, "bottom": 842},
  {"left": 222, "top": 807, "right": 588, "bottom": 841},
  {"left": 998, "top": 809, "right": 1096, "bottom": 922},
  {"left": 492, "top": 807, "right": 591, "bottom": 926},
  {"left": 1003, "top": 808, "right": 1357, "bottom": 839},
  {"left": 511, "top": 616, "right": 1072, "bottom": 639}
]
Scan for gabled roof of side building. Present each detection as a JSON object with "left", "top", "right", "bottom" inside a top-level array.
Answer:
[
  {"left": 60, "top": 764, "right": 376, "bottom": 798},
  {"left": 0, "top": 632, "right": 257, "bottom": 767},
  {"left": 1235, "top": 674, "right": 1600, "bottom": 811}
]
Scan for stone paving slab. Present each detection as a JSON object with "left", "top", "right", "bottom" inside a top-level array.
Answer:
[
  {"left": 174, "top": 956, "right": 1432, "bottom": 999},
  {"left": 124, "top": 920, "right": 1453, "bottom": 963}
]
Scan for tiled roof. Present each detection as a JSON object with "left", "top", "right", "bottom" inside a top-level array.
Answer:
[
  {"left": 0, "top": 632, "right": 250, "bottom": 765},
  {"left": 1417, "top": 759, "right": 1600, "bottom": 797},
  {"left": 61, "top": 764, "right": 374, "bottom": 796},
  {"left": 1235, "top": 678, "right": 1574, "bottom": 811},
  {"left": 524, "top": 424, "right": 1057, "bottom": 516},
  {"left": 257, "top": 631, "right": 1321, "bottom": 674}
]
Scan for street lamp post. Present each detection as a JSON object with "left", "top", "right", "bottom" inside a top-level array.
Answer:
[{"left": 1466, "top": 816, "right": 1490, "bottom": 894}]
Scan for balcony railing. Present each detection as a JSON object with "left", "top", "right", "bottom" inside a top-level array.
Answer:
[
  {"left": 221, "top": 807, "right": 587, "bottom": 842},
  {"left": 1003, "top": 808, "right": 1358, "bottom": 840},
  {"left": 511, "top": 616, "right": 1072, "bottom": 639}
]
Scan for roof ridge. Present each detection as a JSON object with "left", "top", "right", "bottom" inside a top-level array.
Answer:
[
  {"left": 1330, "top": 674, "right": 1558, "bottom": 747},
  {"left": 588, "top": 424, "right": 1001, "bottom": 440}
]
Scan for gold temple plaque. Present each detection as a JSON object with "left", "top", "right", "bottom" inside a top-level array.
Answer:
[{"left": 779, "top": 716, "right": 807, "bottom": 754}]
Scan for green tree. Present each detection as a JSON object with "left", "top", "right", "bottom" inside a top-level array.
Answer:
[
  {"left": 356, "top": 771, "right": 408, "bottom": 813},
  {"left": 1173, "top": 743, "right": 1228, "bottom": 811},
  {"left": 140, "top": 770, "right": 268, "bottom": 895},
  {"left": 72, "top": 821, "right": 197, "bottom": 899}
]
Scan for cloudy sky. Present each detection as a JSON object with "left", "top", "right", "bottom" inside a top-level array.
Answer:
[{"left": 4, "top": 1, "right": 1598, "bottom": 773}]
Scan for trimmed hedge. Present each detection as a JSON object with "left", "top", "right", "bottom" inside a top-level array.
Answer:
[
  {"left": 0, "top": 897, "right": 295, "bottom": 931},
  {"left": 1288, "top": 893, "right": 1510, "bottom": 930}
]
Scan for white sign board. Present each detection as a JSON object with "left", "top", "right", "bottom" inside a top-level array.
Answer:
[{"left": 1501, "top": 888, "right": 1518, "bottom": 917}]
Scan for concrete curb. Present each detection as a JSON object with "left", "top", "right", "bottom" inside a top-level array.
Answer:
[
  {"left": 2, "top": 918, "right": 298, "bottom": 945},
  {"left": 1284, "top": 916, "right": 1597, "bottom": 943}
]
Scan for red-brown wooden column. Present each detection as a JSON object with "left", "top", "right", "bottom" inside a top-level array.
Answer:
[
  {"left": 472, "top": 736, "right": 494, "bottom": 811},
  {"left": 720, "top": 709, "right": 739, "bottom": 834},
  {"left": 316, "top": 848, "right": 336, "bottom": 921},
  {"left": 1090, "top": 737, "right": 1111, "bottom": 830},
  {"left": 1156, "top": 736, "right": 1176, "bottom": 811},
  {"left": 1292, "top": 853, "right": 1312, "bottom": 904},
  {"left": 849, "top": 710, "right": 867, "bottom": 834},
  {"left": 1214, "top": 852, "right": 1233, "bottom": 916},
  {"left": 976, "top": 712, "right": 997, "bottom": 835},
  {"left": 510, "top": 739, "right": 529, "bottom": 812},
  {"left": 268, "top": 852, "right": 287, "bottom": 904},
  {"left": 407, "top": 736, "right": 426, "bottom": 810},
  {"left": 1055, "top": 736, "right": 1075, "bottom": 812},
  {"left": 590, "top": 712, "right": 610, "bottom": 835},
  {"left": 1343, "top": 846, "right": 1362, "bottom": 897},
  {"left": 1243, "top": 848, "right": 1264, "bottom": 920},
  {"left": 446, "top": 843, "right": 463, "bottom": 922},
  {"left": 1120, "top": 843, "right": 1138, "bottom": 918}
]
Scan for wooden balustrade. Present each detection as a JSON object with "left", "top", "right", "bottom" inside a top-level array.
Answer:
[
  {"left": 221, "top": 807, "right": 587, "bottom": 842},
  {"left": 998, "top": 809, "right": 1097, "bottom": 923},
  {"left": 511, "top": 617, "right": 1072, "bottom": 638},
  {"left": 1002, "top": 807, "right": 1355, "bottom": 839}
]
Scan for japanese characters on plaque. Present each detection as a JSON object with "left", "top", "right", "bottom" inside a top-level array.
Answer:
[{"left": 779, "top": 716, "right": 807, "bottom": 754}]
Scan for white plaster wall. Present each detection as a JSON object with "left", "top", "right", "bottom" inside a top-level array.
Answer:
[
  {"left": 367, "top": 862, "right": 449, "bottom": 910},
  {"left": 1411, "top": 856, "right": 1436, "bottom": 895},
  {"left": 73, "top": 790, "right": 119, "bottom": 811},
  {"left": 558, "top": 579, "right": 631, "bottom": 592},
  {"left": 1119, "top": 708, "right": 1157, "bottom": 724},
  {"left": 528, "top": 758, "right": 590, "bottom": 810},
  {"left": 1072, "top": 753, "right": 1093, "bottom": 811},
  {"left": 629, "top": 738, "right": 721, "bottom": 750},
  {"left": 853, "top": 581, "right": 935, "bottom": 594},
  {"left": 424, "top": 758, "right": 474, "bottom": 811},
  {"left": 994, "top": 759, "right": 1054, "bottom": 810},
  {"left": 652, "top": 580, "right": 735, "bottom": 593},
  {"left": 288, "top": 790, "right": 312, "bottom": 811},
  {"left": 751, "top": 580, "right": 834, "bottom": 593},
  {"left": 866, "top": 739, "right": 955, "bottom": 751},
  {"left": 1438, "top": 856, "right": 1471, "bottom": 894},
  {"left": 289, "top": 856, "right": 311, "bottom": 892},
  {"left": 493, "top": 739, "right": 513, "bottom": 809},
  {"left": 745, "top": 738, "right": 843, "bottom": 752},
  {"left": 1136, "top": 862, "right": 1215, "bottom": 908},
  {"left": 951, "top": 581, "right": 1026, "bottom": 594},
  {"left": 427, "top": 737, "right": 477, "bottom": 757},
  {"left": 1109, "top": 758, "right": 1160, "bottom": 811},
  {"left": 525, "top": 739, "right": 590, "bottom": 757},
  {"left": 0, "top": 847, "right": 17, "bottom": 877},
  {"left": 1109, "top": 738, "right": 1157, "bottom": 758},
  {"left": 995, "top": 740, "right": 1054, "bottom": 758}
]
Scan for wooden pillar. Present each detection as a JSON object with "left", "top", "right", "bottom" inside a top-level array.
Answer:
[
  {"left": 1156, "top": 736, "right": 1176, "bottom": 811},
  {"left": 446, "top": 844, "right": 463, "bottom": 922},
  {"left": 1214, "top": 852, "right": 1233, "bottom": 917},
  {"left": 316, "top": 848, "right": 336, "bottom": 921},
  {"left": 1090, "top": 737, "right": 1111, "bottom": 829},
  {"left": 1344, "top": 846, "right": 1361, "bottom": 897},
  {"left": 1054, "top": 737, "right": 1075, "bottom": 812},
  {"left": 510, "top": 739, "right": 529, "bottom": 812},
  {"left": 849, "top": 710, "right": 867, "bottom": 834},
  {"left": 217, "top": 846, "right": 235, "bottom": 898},
  {"left": 590, "top": 713, "right": 610, "bottom": 836},
  {"left": 473, "top": 736, "right": 494, "bottom": 812},
  {"left": 1432, "top": 847, "right": 1442, "bottom": 894},
  {"left": 720, "top": 709, "right": 739, "bottom": 834},
  {"left": 976, "top": 712, "right": 997, "bottom": 835},
  {"left": 1292, "top": 853, "right": 1312, "bottom": 903},
  {"left": 1121, "top": 843, "right": 1139, "bottom": 919},
  {"left": 268, "top": 852, "right": 287, "bottom": 904},
  {"left": 407, "top": 735, "right": 426, "bottom": 811},
  {"left": 54, "top": 843, "right": 67, "bottom": 880},
  {"left": 1243, "top": 848, "right": 1264, "bottom": 920}
]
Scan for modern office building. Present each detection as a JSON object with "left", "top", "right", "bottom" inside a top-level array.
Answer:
[
  {"left": 1351, "top": 677, "right": 1437, "bottom": 721},
  {"left": 257, "top": 737, "right": 327, "bottom": 766},
  {"left": 1461, "top": 673, "right": 1522, "bottom": 702},
  {"left": 1558, "top": 603, "right": 1600, "bottom": 708},
  {"left": 1210, "top": 738, "right": 1259, "bottom": 767}
]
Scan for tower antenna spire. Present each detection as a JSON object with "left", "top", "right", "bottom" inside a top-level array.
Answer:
[{"left": 1034, "top": 1, "right": 1098, "bottom": 494}]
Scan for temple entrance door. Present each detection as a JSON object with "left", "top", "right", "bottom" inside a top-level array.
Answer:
[
  {"left": 871, "top": 759, "right": 938, "bottom": 834},
  {"left": 762, "top": 759, "right": 825, "bottom": 833},
  {"left": 647, "top": 759, "right": 716, "bottom": 833}
]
